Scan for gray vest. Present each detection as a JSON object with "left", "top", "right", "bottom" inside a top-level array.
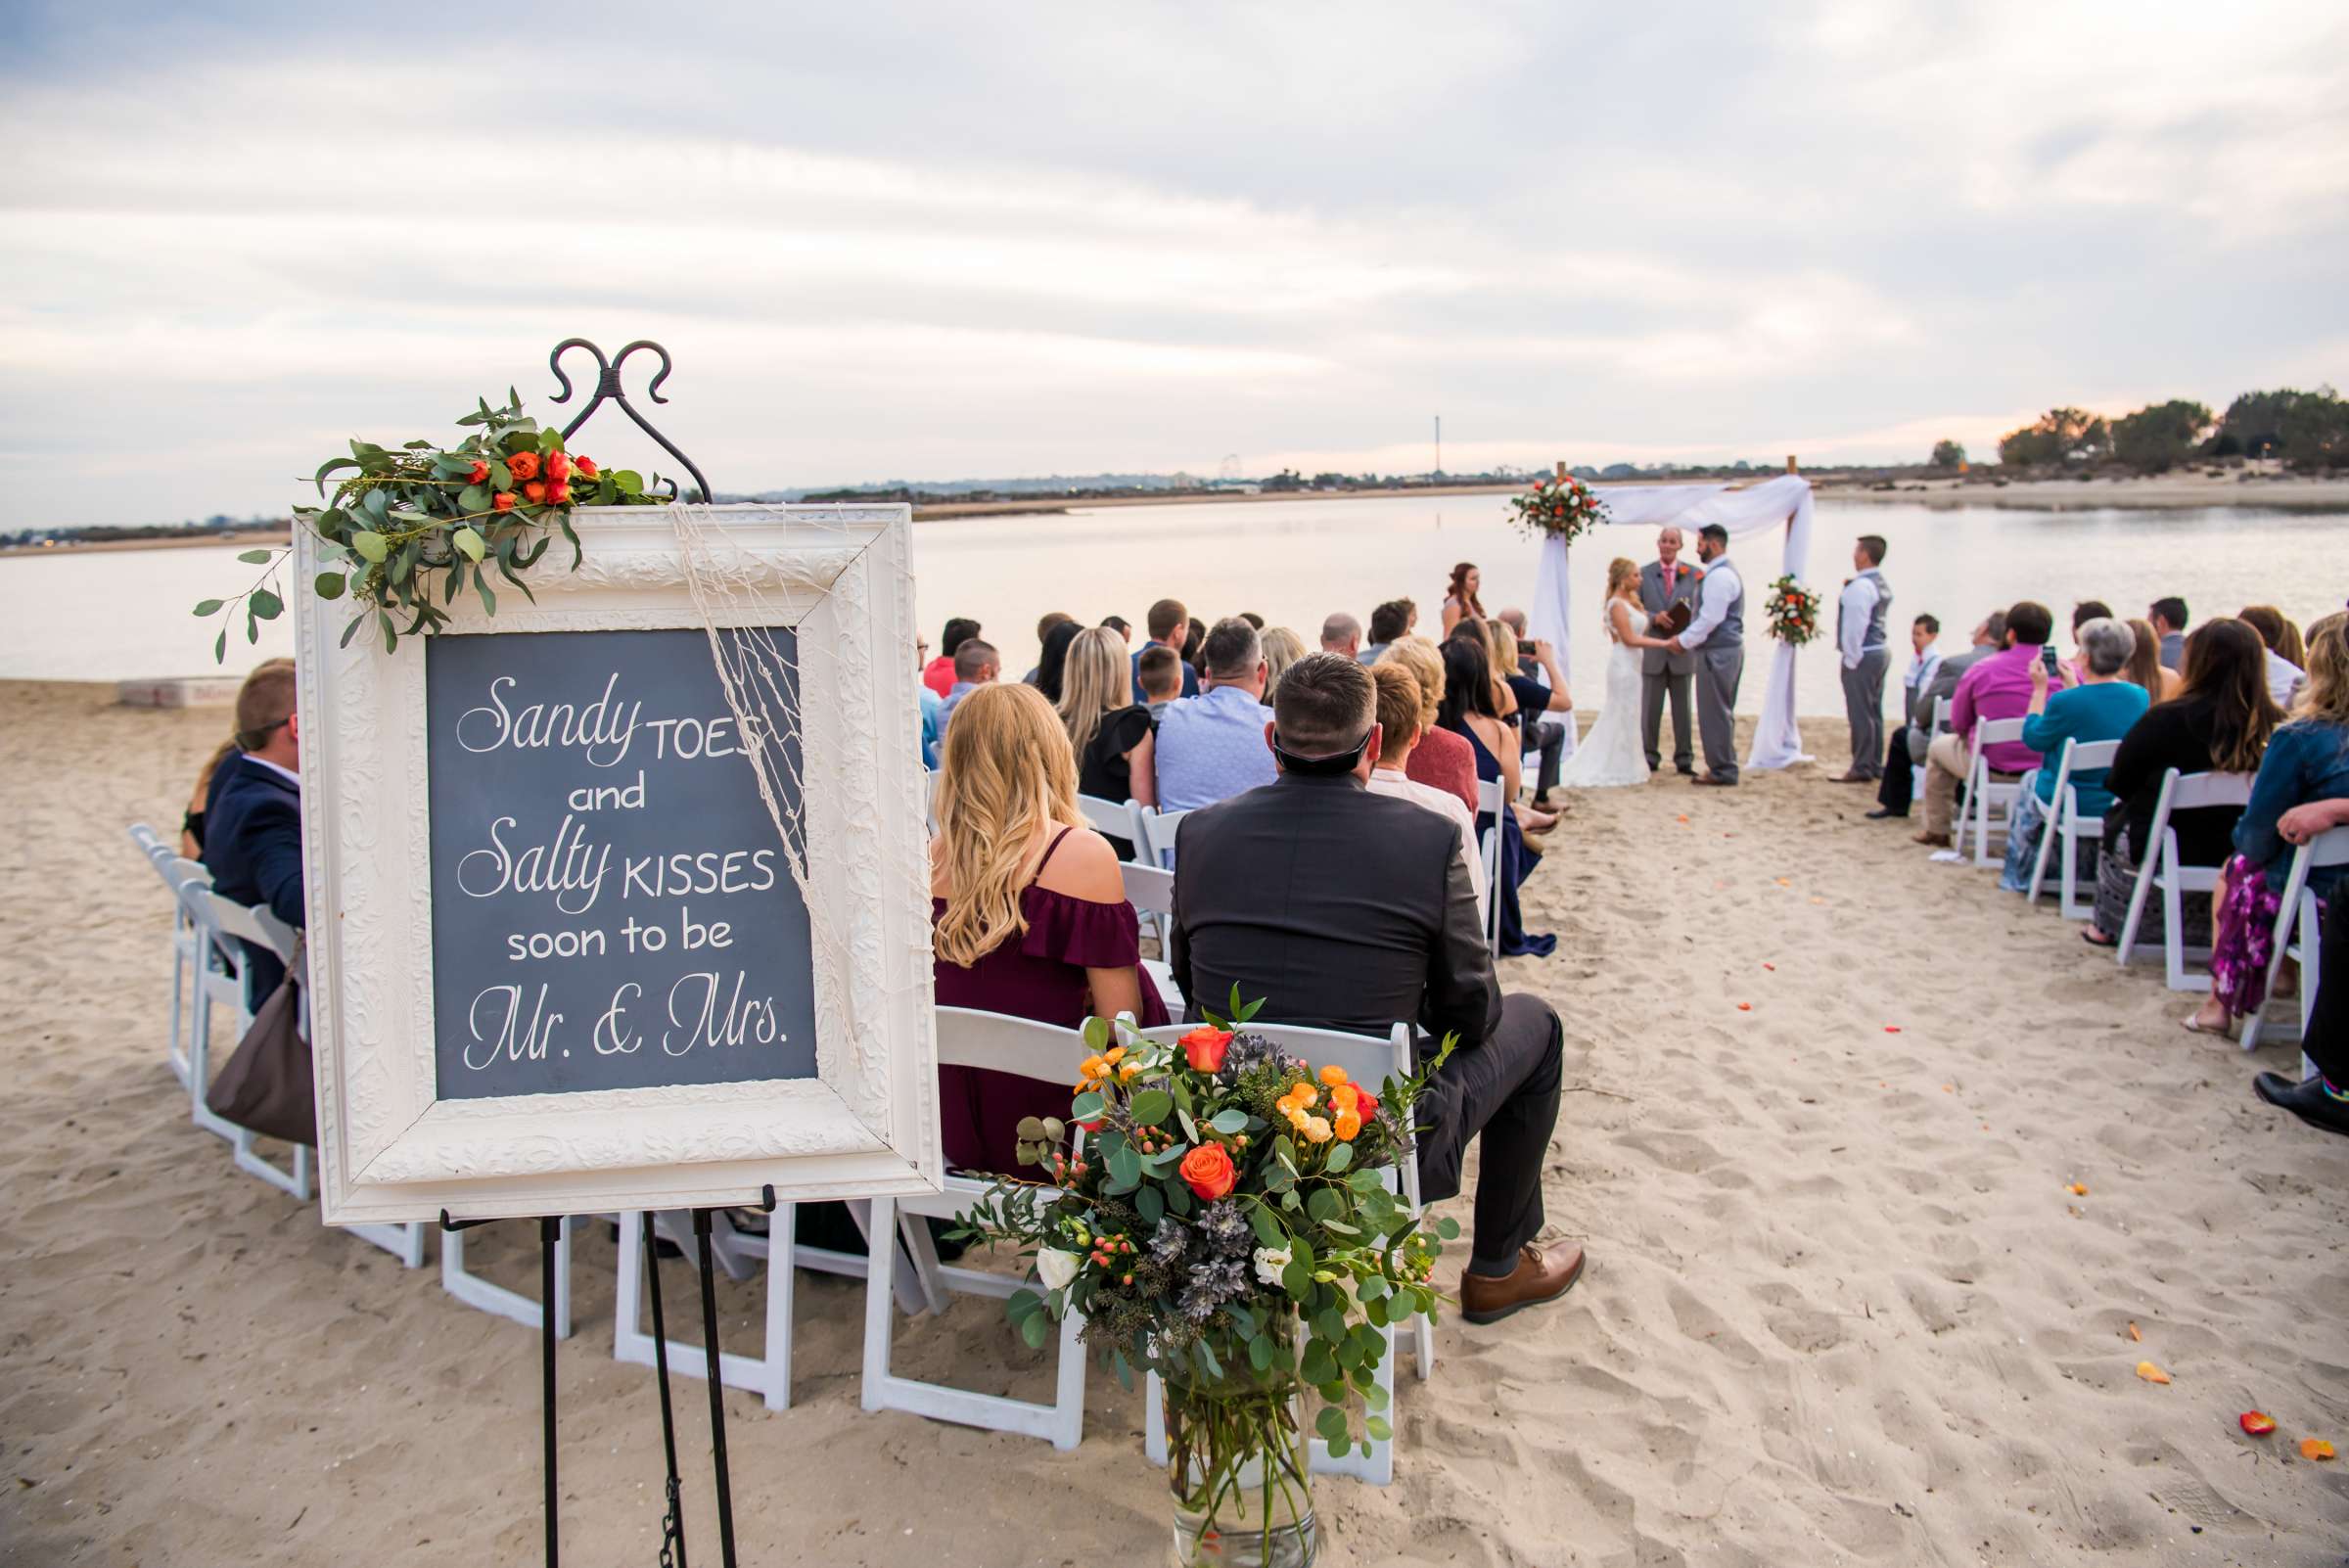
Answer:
[
  {"left": 1706, "top": 558, "right": 1745, "bottom": 649},
  {"left": 1840, "top": 568, "right": 1891, "bottom": 653}
]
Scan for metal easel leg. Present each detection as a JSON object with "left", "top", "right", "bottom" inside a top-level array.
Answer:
[
  {"left": 540, "top": 1215, "right": 560, "bottom": 1568},
  {"left": 643, "top": 1212, "right": 690, "bottom": 1567},
  {"left": 692, "top": 1209, "right": 741, "bottom": 1568}
]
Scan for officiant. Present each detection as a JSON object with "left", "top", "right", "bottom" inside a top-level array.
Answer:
[{"left": 1638, "top": 529, "right": 1702, "bottom": 774}]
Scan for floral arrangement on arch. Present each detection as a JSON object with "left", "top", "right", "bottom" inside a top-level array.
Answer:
[
  {"left": 1508, "top": 470, "right": 1609, "bottom": 544},
  {"left": 954, "top": 993, "right": 1458, "bottom": 1551},
  {"left": 1766, "top": 574, "right": 1822, "bottom": 645},
  {"left": 194, "top": 392, "right": 668, "bottom": 659}
]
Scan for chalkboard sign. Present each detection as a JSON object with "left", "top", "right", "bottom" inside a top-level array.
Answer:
[{"left": 425, "top": 627, "right": 817, "bottom": 1099}]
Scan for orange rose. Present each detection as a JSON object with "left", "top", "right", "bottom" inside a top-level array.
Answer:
[
  {"left": 1179, "top": 1026, "right": 1233, "bottom": 1072},
  {"left": 524, "top": 480, "right": 547, "bottom": 504},
  {"left": 466, "top": 459, "right": 490, "bottom": 484},
  {"left": 574, "top": 454, "right": 598, "bottom": 479},
  {"left": 1177, "top": 1142, "right": 1236, "bottom": 1201},
  {"left": 506, "top": 450, "right": 541, "bottom": 483},
  {"left": 546, "top": 479, "right": 572, "bottom": 506},
  {"left": 491, "top": 491, "right": 517, "bottom": 512},
  {"left": 545, "top": 451, "right": 571, "bottom": 484}
]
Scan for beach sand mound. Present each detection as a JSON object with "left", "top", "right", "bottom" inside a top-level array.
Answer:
[{"left": 3, "top": 682, "right": 2344, "bottom": 1566}]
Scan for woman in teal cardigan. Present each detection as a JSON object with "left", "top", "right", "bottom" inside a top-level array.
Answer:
[
  {"left": 2002, "top": 618, "right": 2149, "bottom": 893},
  {"left": 2190, "top": 614, "right": 2349, "bottom": 1037}
]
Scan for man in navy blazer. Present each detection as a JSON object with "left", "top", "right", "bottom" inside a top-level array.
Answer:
[{"left": 204, "top": 662, "right": 305, "bottom": 1006}]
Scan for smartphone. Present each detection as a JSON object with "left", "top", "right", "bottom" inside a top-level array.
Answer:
[{"left": 2040, "top": 644, "right": 2060, "bottom": 676}]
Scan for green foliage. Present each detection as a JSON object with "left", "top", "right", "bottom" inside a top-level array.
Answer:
[
  {"left": 2110, "top": 399, "right": 2214, "bottom": 474},
  {"left": 193, "top": 392, "right": 669, "bottom": 660},
  {"left": 2216, "top": 385, "right": 2349, "bottom": 468},
  {"left": 1997, "top": 407, "right": 2109, "bottom": 468},
  {"left": 1928, "top": 438, "right": 1966, "bottom": 469}
]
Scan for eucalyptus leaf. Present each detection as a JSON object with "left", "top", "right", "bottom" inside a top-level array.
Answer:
[
  {"left": 213, "top": 627, "right": 227, "bottom": 664},
  {"left": 1325, "top": 1142, "right": 1353, "bottom": 1174},
  {"left": 1128, "top": 1088, "right": 1172, "bottom": 1128},
  {"left": 1314, "top": 1407, "right": 1348, "bottom": 1443},
  {"left": 237, "top": 548, "right": 273, "bottom": 565},
  {"left": 1209, "top": 1109, "right": 1248, "bottom": 1134},
  {"left": 453, "top": 526, "right": 486, "bottom": 562},
  {"left": 349, "top": 530, "right": 389, "bottom": 563},
  {"left": 1135, "top": 1184, "right": 1163, "bottom": 1225},
  {"left": 192, "top": 598, "right": 223, "bottom": 617},
  {"left": 250, "top": 587, "right": 283, "bottom": 621}
]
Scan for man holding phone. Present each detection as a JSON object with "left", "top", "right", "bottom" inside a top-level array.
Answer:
[{"left": 1912, "top": 601, "right": 2068, "bottom": 849}]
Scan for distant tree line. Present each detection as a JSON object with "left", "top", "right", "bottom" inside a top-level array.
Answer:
[{"left": 1947, "top": 386, "right": 2348, "bottom": 476}]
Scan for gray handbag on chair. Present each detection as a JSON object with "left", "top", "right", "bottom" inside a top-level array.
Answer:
[{"left": 205, "top": 937, "right": 317, "bottom": 1146}]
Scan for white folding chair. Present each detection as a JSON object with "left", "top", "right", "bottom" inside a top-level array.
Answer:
[
  {"left": 135, "top": 834, "right": 210, "bottom": 1091},
  {"left": 1079, "top": 794, "right": 1146, "bottom": 860},
  {"left": 2115, "top": 770, "right": 2253, "bottom": 991},
  {"left": 2292, "top": 885, "right": 2325, "bottom": 1084},
  {"left": 1910, "top": 696, "right": 1950, "bottom": 803},
  {"left": 1134, "top": 1019, "right": 1426, "bottom": 1488},
  {"left": 2026, "top": 738, "right": 2120, "bottom": 918},
  {"left": 1136, "top": 806, "right": 1193, "bottom": 871},
  {"left": 1961, "top": 717, "right": 2031, "bottom": 866},
  {"left": 1475, "top": 778, "right": 1503, "bottom": 954},
  {"left": 442, "top": 1218, "right": 576, "bottom": 1335},
  {"left": 613, "top": 1200, "right": 939, "bottom": 1410},
  {"left": 1121, "top": 861, "right": 1184, "bottom": 1012},
  {"left": 2243, "top": 826, "right": 2349, "bottom": 1052},
  {"left": 861, "top": 1008, "right": 1092, "bottom": 1449},
  {"left": 186, "top": 890, "right": 314, "bottom": 1201}
]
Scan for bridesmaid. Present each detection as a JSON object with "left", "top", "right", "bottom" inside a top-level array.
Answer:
[
  {"left": 931, "top": 683, "right": 1170, "bottom": 1173},
  {"left": 1440, "top": 561, "right": 1486, "bottom": 638}
]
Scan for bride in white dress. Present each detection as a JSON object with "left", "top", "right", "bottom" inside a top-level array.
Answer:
[{"left": 1558, "top": 557, "right": 1675, "bottom": 788}]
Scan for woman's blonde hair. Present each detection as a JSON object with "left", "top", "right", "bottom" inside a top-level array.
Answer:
[
  {"left": 2292, "top": 614, "right": 2349, "bottom": 727},
  {"left": 1605, "top": 557, "right": 1639, "bottom": 601},
  {"left": 2121, "top": 618, "right": 2165, "bottom": 702},
  {"left": 934, "top": 683, "right": 1080, "bottom": 967},
  {"left": 1490, "top": 620, "right": 1520, "bottom": 674},
  {"left": 1261, "top": 626, "right": 1308, "bottom": 696},
  {"left": 1054, "top": 624, "right": 1129, "bottom": 759},
  {"left": 1383, "top": 635, "right": 1447, "bottom": 727}
]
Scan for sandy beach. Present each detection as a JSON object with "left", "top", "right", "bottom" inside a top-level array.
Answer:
[{"left": 4, "top": 678, "right": 2345, "bottom": 1567}]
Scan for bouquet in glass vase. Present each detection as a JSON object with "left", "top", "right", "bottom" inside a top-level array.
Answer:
[
  {"left": 1765, "top": 575, "right": 1821, "bottom": 644},
  {"left": 954, "top": 993, "right": 1458, "bottom": 1568},
  {"left": 1508, "top": 470, "right": 1608, "bottom": 544}
]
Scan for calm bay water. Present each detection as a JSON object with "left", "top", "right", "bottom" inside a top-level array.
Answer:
[{"left": 4, "top": 496, "right": 2342, "bottom": 718}]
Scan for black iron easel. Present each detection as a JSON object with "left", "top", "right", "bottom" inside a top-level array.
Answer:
[{"left": 438, "top": 341, "right": 761, "bottom": 1568}]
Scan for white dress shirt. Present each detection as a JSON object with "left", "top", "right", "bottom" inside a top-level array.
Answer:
[
  {"left": 1681, "top": 557, "right": 1742, "bottom": 651},
  {"left": 1366, "top": 765, "right": 1487, "bottom": 919},
  {"left": 2265, "top": 649, "right": 2304, "bottom": 711},
  {"left": 1836, "top": 576, "right": 1882, "bottom": 669}
]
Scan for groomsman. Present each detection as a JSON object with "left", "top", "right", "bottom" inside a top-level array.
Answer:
[
  {"left": 1638, "top": 529, "right": 1702, "bottom": 774},
  {"left": 1831, "top": 534, "right": 1893, "bottom": 783},
  {"left": 1865, "top": 614, "right": 1942, "bottom": 818},
  {"left": 1665, "top": 524, "right": 1744, "bottom": 786}
]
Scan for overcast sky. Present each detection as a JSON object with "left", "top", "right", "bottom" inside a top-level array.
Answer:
[{"left": 3, "top": 0, "right": 2344, "bottom": 528}]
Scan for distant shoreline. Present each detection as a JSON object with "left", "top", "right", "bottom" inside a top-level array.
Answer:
[{"left": 7, "top": 472, "right": 2344, "bottom": 558}]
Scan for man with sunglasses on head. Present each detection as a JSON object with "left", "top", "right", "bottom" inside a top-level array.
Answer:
[
  {"left": 205, "top": 660, "right": 307, "bottom": 1007},
  {"left": 1166, "top": 652, "right": 1585, "bottom": 1325}
]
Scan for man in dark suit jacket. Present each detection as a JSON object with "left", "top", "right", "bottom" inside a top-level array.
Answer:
[
  {"left": 204, "top": 662, "right": 306, "bottom": 1006},
  {"left": 1638, "top": 530, "right": 1703, "bottom": 773},
  {"left": 1168, "top": 652, "right": 1585, "bottom": 1324},
  {"left": 1870, "top": 610, "right": 2004, "bottom": 820}
]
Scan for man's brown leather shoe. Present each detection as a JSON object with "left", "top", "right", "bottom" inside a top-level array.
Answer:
[
  {"left": 1459, "top": 1243, "right": 1586, "bottom": 1324},
  {"left": 1829, "top": 771, "right": 1873, "bottom": 783}
]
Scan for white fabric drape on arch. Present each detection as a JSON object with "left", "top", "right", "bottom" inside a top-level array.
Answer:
[{"left": 1528, "top": 474, "right": 1816, "bottom": 771}]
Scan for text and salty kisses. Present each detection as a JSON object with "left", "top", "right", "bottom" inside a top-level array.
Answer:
[{"left": 443, "top": 668, "right": 795, "bottom": 1079}]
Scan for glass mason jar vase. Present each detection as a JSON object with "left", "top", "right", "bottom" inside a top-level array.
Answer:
[{"left": 1164, "top": 1356, "right": 1316, "bottom": 1568}]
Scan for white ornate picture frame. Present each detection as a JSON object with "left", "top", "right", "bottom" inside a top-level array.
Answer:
[{"left": 293, "top": 504, "right": 941, "bottom": 1223}]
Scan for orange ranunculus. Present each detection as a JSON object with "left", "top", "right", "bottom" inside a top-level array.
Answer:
[
  {"left": 1178, "top": 1142, "right": 1236, "bottom": 1201},
  {"left": 1333, "top": 1108, "right": 1361, "bottom": 1141},
  {"left": 506, "top": 450, "right": 541, "bottom": 483},
  {"left": 1180, "top": 1026, "right": 1233, "bottom": 1073},
  {"left": 524, "top": 480, "right": 547, "bottom": 504},
  {"left": 1300, "top": 1115, "right": 1333, "bottom": 1144},
  {"left": 574, "top": 453, "right": 598, "bottom": 479},
  {"left": 1329, "top": 1084, "right": 1359, "bottom": 1115},
  {"left": 1318, "top": 1064, "right": 1349, "bottom": 1087}
]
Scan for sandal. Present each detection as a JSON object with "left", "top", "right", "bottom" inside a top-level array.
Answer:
[
  {"left": 2080, "top": 929, "right": 2118, "bottom": 949},
  {"left": 2181, "top": 1012, "right": 2235, "bottom": 1039}
]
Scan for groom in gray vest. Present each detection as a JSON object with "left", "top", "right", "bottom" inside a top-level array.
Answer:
[
  {"left": 1832, "top": 534, "right": 1894, "bottom": 783},
  {"left": 1639, "top": 528, "right": 1703, "bottom": 774},
  {"left": 1664, "top": 523, "right": 1744, "bottom": 786}
]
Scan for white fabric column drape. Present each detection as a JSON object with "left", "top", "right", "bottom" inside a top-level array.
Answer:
[{"left": 1525, "top": 475, "right": 1815, "bottom": 772}]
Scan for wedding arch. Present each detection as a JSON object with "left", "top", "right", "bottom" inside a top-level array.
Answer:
[{"left": 1525, "top": 471, "right": 1816, "bottom": 772}]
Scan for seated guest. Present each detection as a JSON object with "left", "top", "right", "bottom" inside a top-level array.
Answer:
[
  {"left": 2189, "top": 617, "right": 2349, "bottom": 1038},
  {"left": 925, "top": 617, "right": 979, "bottom": 699},
  {"left": 931, "top": 684, "right": 1168, "bottom": 1173},
  {"left": 938, "top": 638, "right": 1000, "bottom": 728},
  {"left": 1022, "top": 611, "right": 1075, "bottom": 684},
  {"left": 1032, "top": 619, "right": 1082, "bottom": 705},
  {"left": 204, "top": 661, "right": 306, "bottom": 1007},
  {"left": 2000, "top": 618, "right": 2150, "bottom": 892},
  {"left": 1060, "top": 625, "right": 1156, "bottom": 857},
  {"left": 2086, "top": 619, "right": 2279, "bottom": 948},
  {"left": 2062, "top": 600, "right": 2114, "bottom": 683},
  {"left": 1383, "top": 635, "right": 1478, "bottom": 814},
  {"left": 1167, "top": 652, "right": 1584, "bottom": 1321},
  {"left": 1261, "top": 626, "right": 1308, "bottom": 694},
  {"left": 1877, "top": 610, "right": 2010, "bottom": 822},
  {"left": 1493, "top": 621, "right": 1571, "bottom": 808},
  {"left": 1868, "top": 614, "right": 1942, "bottom": 820},
  {"left": 2121, "top": 616, "right": 2183, "bottom": 703},
  {"left": 1360, "top": 598, "right": 1414, "bottom": 665},
  {"left": 1182, "top": 616, "right": 1209, "bottom": 674},
  {"left": 1365, "top": 662, "right": 1487, "bottom": 918},
  {"left": 2239, "top": 605, "right": 2307, "bottom": 710},
  {"left": 1238, "top": 612, "right": 1266, "bottom": 630},
  {"left": 181, "top": 739, "right": 238, "bottom": 858},
  {"left": 1100, "top": 614, "right": 1131, "bottom": 643},
  {"left": 2148, "top": 597, "right": 2188, "bottom": 671},
  {"left": 1137, "top": 644, "right": 1183, "bottom": 721},
  {"left": 1154, "top": 618, "right": 1276, "bottom": 811},
  {"left": 1441, "top": 635, "right": 1556, "bottom": 957},
  {"left": 2254, "top": 798, "right": 2349, "bottom": 1136},
  {"left": 918, "top": 675, "right": 943, "bottom": 771},
  {"left": 1916, "top": 601, "right": 2068, "bottom": 849},
  {"left": 1320, "top": 612, "right": 1363, "bottom": 661},
  {"left": 197, "top": 655, "right": 298, "bottom": 841},
  {"left": 1130, "top": 598, "right": 1202, "bottom": 703}
]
